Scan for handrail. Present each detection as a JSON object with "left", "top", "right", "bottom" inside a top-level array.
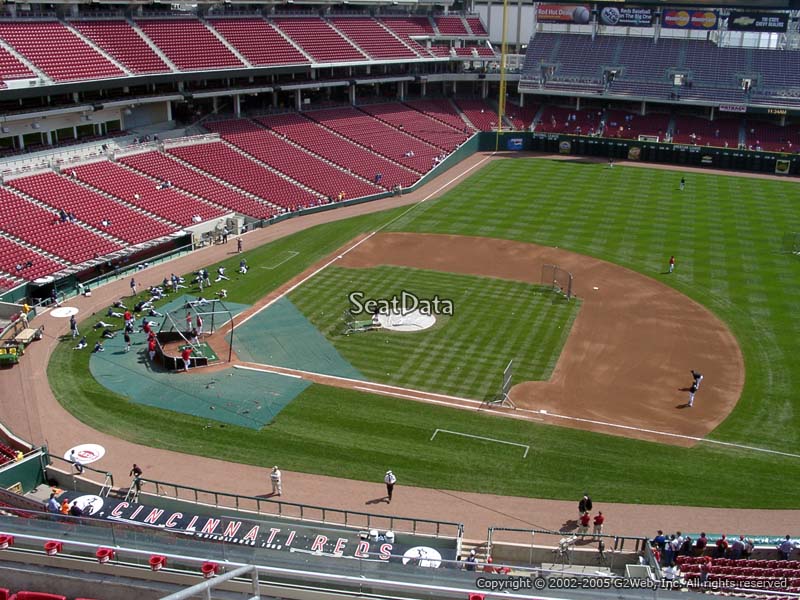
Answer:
[
  {"left": 46, "top": 454, "right": 114, "bottom": 491},
  {"left": 487, "top": 526, "right": 649, "bottom": 553},
  {"left": 140, "top": 477, "right": 463, "bottom": 540}
]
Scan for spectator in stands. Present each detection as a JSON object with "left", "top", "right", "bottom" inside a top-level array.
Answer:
[
  {"left": 778, "top": 535, "right": 797, "bottom": 560},
  {"left": 663, "top": 562, "right": 679, "bottom": 583},
  {"left": 101, "top": 218, "right": 110, "bottom": 228},
  {"left": 374, "top": 173, "right": 382, "bottom": 184},
  {"left": 46, "top": 493, "right": 60, "bottom": 514},
  {"left": 73, "top": 336, "right": 88, "bottom": 350},
  {"left": 715, "top": 535, "right": 729, "bottom": 558},
  {"left": 60, "top": 499, "right": 69, "bottom": 515},
  {"left": 59, "top": 209, "right": 68, "bottom": 223},
  {"left": 465, "top": 550, "right": 477, "bottom": 571},
  {"left": 694, "top": 533, "right": 708, "bottom": 555},
  {"left": 653, "top": 530, "right": 667, "bottom": 552},
  {"left": 663, "top": 534, "right": 676, "bottom": 566},
  {"left": 92, "top": 341, "right": 104, "bottom": 353},
  {"left": 69, "top": 501, "right": 83, "bottom": 518},
  {"left": 730, "top": 536, "right": 745, "bottom": 560},
  {"left": 680, "top": 536, "right": 693, "bottom": 556},
  {"left": 742, "top": 537, "right": 755, "bottom": 559}
]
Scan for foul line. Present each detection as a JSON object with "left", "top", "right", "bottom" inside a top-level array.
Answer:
[
  {"left": 234, "top": 364, "right": 303, "bottom": 379},
  {"left": 233, "top": 153, "right": 494, "bottom": 332},
  {"left": 260, "top": 250, "right": 300, "bottom": 270},
  {"left": 241, "top": 361, "right": 798, "bottom": 460},
  {"left": 430, "top": 429, "right": 529, "bottom": 458}
]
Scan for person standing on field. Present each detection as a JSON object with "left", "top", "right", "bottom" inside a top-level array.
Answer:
[
  {"left": 384, "top": 470, "right": 397, "bottom": 503},
  {"left": 691, "top": 370, "right": 703, "bottom": 390},
  {"left": 578, "top": 493, "right": 592, "bottom": 516},
  {"left": 688, "top": 381, "right": 698, "bottom": 407},
  {"left": 270, "top": 466, "right": 282, "bottom": 496},
  {"left": 679, "top": 177, "right": 685, "bottom": 191},
  {"left": 669, "top": 255, "right": 675, "bottom": 274}
]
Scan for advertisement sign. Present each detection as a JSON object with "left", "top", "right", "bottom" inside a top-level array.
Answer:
[
  {"left": 719, "top": 104, "right": 747, "bottom": 113},
  {"left": 598, "top": 5, "right": 654, "bottom": 27},
  {"left": 728, "top": 11, "right": 788, "bottom": 32},
  {"left": 559, "top": 141, "right": 572, "bottom": 155},
  {"left": 507, "top": 138, "right": 523, "bottom": 151},
  {"left": 537, "top": 4, "right": 591, "bottom": 24},
  {"left": 662, "top": 10, "right": 718, "bottom": 30}
]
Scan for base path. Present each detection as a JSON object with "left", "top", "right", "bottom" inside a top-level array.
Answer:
[
  {"left": 337, "top": 232, "right": 744, "bottom": 446},
  {"left": 1, "top": 152, "right": 796, "bottom": 539}
]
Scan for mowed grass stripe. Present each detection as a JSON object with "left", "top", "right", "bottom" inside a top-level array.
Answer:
[
  {"left": 288, "top": 266, "right": 580, "bottom": 399},
  {"left": 390, "top": 159, "right": 800, "bottom": 451}
]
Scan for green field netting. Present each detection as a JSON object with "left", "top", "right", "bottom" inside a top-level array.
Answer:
[{"left": 233, "top": 297, "right": 364, "bottom": 381}]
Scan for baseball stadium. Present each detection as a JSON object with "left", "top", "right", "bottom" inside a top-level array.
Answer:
[{"left": 0, "top": 0, "right": 798, "bottom": 597}]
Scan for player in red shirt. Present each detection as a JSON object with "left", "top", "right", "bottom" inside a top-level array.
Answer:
[
  {"left": 147, "top": 338, "right": 157, "bottom": 361},
  {"left": 579, "top": 511, "right": 591, "bottom": 536},
  {"left": 593, "top": 512, "right": 605, "bottom": 537},
  {"left": 181, "top": 346, "right": 192, "bottom": 372}
]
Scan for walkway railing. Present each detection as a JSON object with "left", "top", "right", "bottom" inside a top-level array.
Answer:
[{"left": 138, "top": 477, "right": 463, "bottom": 540}]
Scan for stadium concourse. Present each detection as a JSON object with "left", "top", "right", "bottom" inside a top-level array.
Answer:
[{"left": 1, "top": 152, "right": 798, "bottom": 542}]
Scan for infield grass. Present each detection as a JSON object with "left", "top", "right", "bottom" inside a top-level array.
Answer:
[
  {"left": 287, "top": 265, "right": 580, "bottom": 398},
  {"left": 49, "top": 157, "right": 800, "bottom": 508}
]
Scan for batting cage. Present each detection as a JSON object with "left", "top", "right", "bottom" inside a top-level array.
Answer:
[
  {"left": 541, "top": 264, "right": 574, "bottom": 300},
  {"left": 156, "top": 298, "right": 234, "bottom": 369}
]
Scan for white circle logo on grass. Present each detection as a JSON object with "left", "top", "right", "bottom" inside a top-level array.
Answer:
[
  {"left": 64, "top": 444, "right": 105, "bottom": 464},
  {"left": 71, "top": 494, "right": 105, "bottom": 516},
  {"left": 51, "top": 306, "right": 79, "bottom": 318},
  {"left": 402, "top": 546, "right": 442, "bottom": 568}
]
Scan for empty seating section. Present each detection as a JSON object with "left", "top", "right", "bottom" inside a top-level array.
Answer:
[
  {"left": 465, "top": 17, "right": 488, "bottom": 36},
  {"left": 429, "top": 44, "right": 452, "bottom": 57},
  {"left": 135, "top": 19, "right": 243, "bottom": 71},
  {"left": 305, "top": 107, "right": 438, "bottom": 173},
  {"left": 745, "top": 120, "right": 799, "bottom": 153},
  {"left": 0, "top": 187, "right": 122, "bottom": 263},
  {"left": 208, "top": 18, "right": 308, "bottom": 66},
  {"left": 0, "top": 278, "right": 18, "bottom": 293},
  {"left": 672, "top": 115, "right": 741, "bottom": 147},
  {"left": 536, "top": 106, "right": 603, "bottom": 135},
  {"left": 676, "top": 555, "right": 800, "bottom": 593},
  {"left": 0, "top": 237, "right": 64, "bottom": 280},
  {"left": 435, "top": 16, "right": 468, "bottom": 35},
  {"left": 168, "top": 142, "right": 312, "bottom": 212},
  {"left": 272, "top": 18, "right": 366, "bottom": 63},
  {"left": 73, "top": 161, "right": 228, "bottom": 226},
  {"left": 474, "top": 46, "right": 496, "bottom": 58},
  {"left": 120, "top": 151, "right": 278, "bottom": 219},
  {"left": 505, "top": 102, "right": 540, "bottom": 130},
  {"left": 453, "top": 98, "right": 498, "bottom": 131},
  {"left": 8, "top": 172, "right": 176, "bottom": 244},
  {"left": 331, "top": 18, "right": 417, "bottom": 60},
  {"left": 70, "top": 20, "right": 170, "bottom": 74},
  {"left": 752, "top": 49, "right": 797, "bottom": 89},
  {"left": 379, "top": 17, "right": 435, "bottom": 56},
  {"left": 684, "top": 41, "right": 747, "bottom": 89},
  {"left": 0, "top": 21, "right": 123, "bottom": 81},
  {"left": 604, "top": 110, "right": 670, "bottom": 139},
  {"left": 0, "top": 47, "right": 33, "bottom": 80},
  {"left": 617, "top": 37, "right": 682, "bottom": 81},
  {"left": 256, "top": 113, "right": 418, "bottom": 189},
  {"left": 358, "top": 103, "right": 468, "bottom": 151},
  {"left": 553, "top": 34, "right": 616, "bottom": 83},
  {"left": 405, "top": 98, "right": 471, "bottom": 132},
  {"left": 207, "top": 119, "right": 379, "bottom": 200}
]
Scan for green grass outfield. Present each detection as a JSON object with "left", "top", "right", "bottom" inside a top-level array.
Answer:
[
  {"left": 288, "top": 265, "right": 579, "bottom": 399},
  {"left": 49, "top": 158, "right": 800, "bottom": 508}
]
